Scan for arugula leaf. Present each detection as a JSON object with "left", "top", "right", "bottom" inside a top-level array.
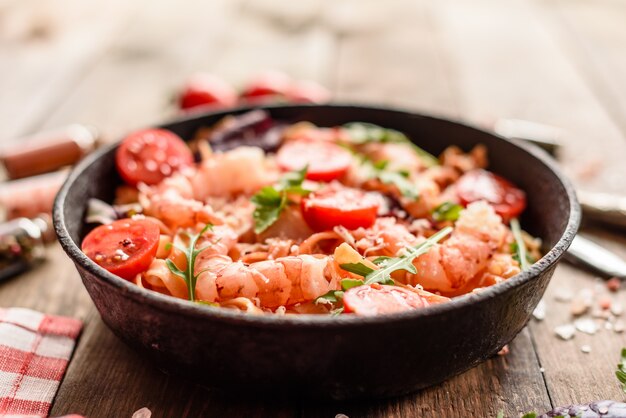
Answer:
[
  {"left": 342, "top": 227, "right": 453, "bottom": 286},
  {"left": 165, "top": 223, "right": 213, "bottom": 301},
  {"left": 342, "top": 122, "right": 439, "bottom": 167},
  {"left": 510, "top": 218, "right": 531, "bottom": 271},
  {"left": 616, "top": 347, "right": 626, "bottom": 393},
  {"left": 432, "top": 202, "right": 463, "bottom": 222},
  {"left": 315, "top": 227, "right": 451, "bottom": 312},
  {"left": 339, "top": 263, "right": 375, "bottom": 277},
  {"left": 251, "top": 168, "right": 309, "bottom": 233},
  {"left": 340, "top": 278, "right": 365, "bottom": 291},
  {"left": 315, "top": 290, "right": 344, "bottom": 304}
]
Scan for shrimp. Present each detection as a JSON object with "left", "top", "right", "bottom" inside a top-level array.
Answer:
[
  {"left": 191, "top": 146, "right": 278, "bottom": 199},
  {"left": 404, "top": 201, "right": 508, "bottom": 293},
  {"left": 139, "top": 172, "right": 223, "bottom": 229},
  {"left": 350, "top": 217, "right": 420, "bottom": 257},
  {"left": 140, "top": 146, "right": 276, "bottom": 230},
  {"left": 194, "top": 253, "right": 341, "bottom": 309}
]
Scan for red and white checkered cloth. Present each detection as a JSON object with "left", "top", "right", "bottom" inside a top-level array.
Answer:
[{"left": 0, "top": 307, "right": 83, "bottom": 418}]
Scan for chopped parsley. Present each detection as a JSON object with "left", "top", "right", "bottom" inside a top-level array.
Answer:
[{"left": 251, "top": 167, "right": 310, "bottom": 233}]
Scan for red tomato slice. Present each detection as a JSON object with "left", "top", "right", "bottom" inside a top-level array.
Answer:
[
  {"left": 301, "top": 185, "right": 380, "bottom": 231},
  {"left": 179, "top": 73, "right": 238, "bottom": 110},
  {"left": 82, "top": 218, "right": 160, "bottom": 280},
  {"left": 456, "top": 169, "right": 526, "bottom": 222},
  {"left": 116, "top": 129, "right": 194, "bottom": 186},
  {"left": 276, "top": 140, "right": 352, "bottom": 182},
  {"left": 240, "top": 71, "right": 292, "bottom": 100},
  {"left": 343, "top": 284, "right": 449, "bottom": 316}
]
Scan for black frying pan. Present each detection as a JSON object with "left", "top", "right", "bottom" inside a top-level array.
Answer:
[{"left": 53, "top": 104, "right": 580, "bottom": 400}]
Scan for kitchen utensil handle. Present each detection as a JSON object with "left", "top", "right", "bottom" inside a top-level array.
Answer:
[
  {"left": 565, "top": 235, "right": 626, "bottom": 279},
  {"left": 577, "top": 190, "right": 626, "bottom": 229}
]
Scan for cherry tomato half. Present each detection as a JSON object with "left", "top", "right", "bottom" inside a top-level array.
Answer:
[
  {"left": 456, "top": 169, "right": 526, "bottom": 222},
  {"left": 343, "top": 284, "right": 449, "bottom": 316},
  {"left": 301, "top": 185, "right": 380, "bottom": 231},
  {"left": 116, "top": 129, "right": 194, "bottom": 186},
  {"left": 179, "top": 73, "right": 238, "bottom": 110},
  {"left": 240, "top": 71, "right": 292, "bottom": 100},
  {"left": 276, "top": 140, "right": 352, "bottom": 182},
  {"left": 82, "top": 218, "right": 160, "bottom": 280}
]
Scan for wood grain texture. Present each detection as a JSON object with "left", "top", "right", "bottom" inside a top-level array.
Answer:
[
  {"left": 0, "top": 0, "right": 141, "bottom": 141},
  {"left": 432, "top": 0, "right": 626, "bottom": 408},
  {"left": 538, "top": 0, "right": 626, "bottom": 139},
  {"left": 0, "top": 0, "right": 625, "bottom": 416},
  {"left": 39, "top": 0, "right": 238, "bottom": 140}
]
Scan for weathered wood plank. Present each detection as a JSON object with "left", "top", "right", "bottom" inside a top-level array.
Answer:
[
  {"left": 302, "top": 1, "right": 551, "bottom": 417},
  {"left": 332, "top": 0, "right": 461, "bottom": 118},
  {"left": 303, "top": 329, "right": 549, "bottom": 418},
  {"left": 39, "top": 0, "right": 239, "bottom": 140},
  {"left": 53, "top": 313, "right": 295, "bottom": 418},
  {"left": 433, "top": 0, "right": 626, "bottom": 407},
  {"left": 537, "top": 0, "right": 626, "bottom": 139},
  {"left": 0, "top": 1, "right": 294, "bottom": 416},
  {"left": 0, "top": 0, "right": 141, "bottom": 141}
]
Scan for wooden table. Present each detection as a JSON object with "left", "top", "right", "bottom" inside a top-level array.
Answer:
[{"left": 2, "top": 0, "right": 626, "bottom": 416}]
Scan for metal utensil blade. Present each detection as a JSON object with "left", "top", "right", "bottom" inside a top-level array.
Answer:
[{"left": 565, "top": 235, "right": 626, "bottom": 279}]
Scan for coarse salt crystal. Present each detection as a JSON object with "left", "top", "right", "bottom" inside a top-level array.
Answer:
[
  {"left": 575, "top": 318, "right": 598, "bottom": 335},
  {"left": 581, "top": 345, "right": 592, "bottom": 354},
  {"left": 554, "top": 288, "right": 573, "bottom": 302},
  {"left": 555, "top": 324, "right": 576, "bottom": 340},
  {"left": 612, "top": 303, "right": 623, "bottom": 316},
  {"left": 532, "top": 300, "right": 546, "bottom": 321}
]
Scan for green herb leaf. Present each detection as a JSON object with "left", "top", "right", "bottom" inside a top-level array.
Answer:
[
  {"left": 315, "top": 290, "right": 344, "bottom": 304},
  {"left": 196, "top": 300, "right": 219, "bottom": 307},
  {"left": 521, "top": 413, "right": 537, "bottom": 418},
  {"left": 496, "top": 411, "right": 504, "bottom": 418},
  {"left": 165, "top": 259, "right": 185, "bottom": 279},
  {"left": 165, "top": 223, "right": 214, "bottom": 301},
  {"left": 252, "top": 187, "right": 287, "bottom": 234},
  {"left": 279, "top": 165, "right": 308, "bottom": 189},
  {"left": 251, "top": 168, "right": 310, "bottom": 233},
  {"left": 343, "top": 227, "right": 453, "bottom": 286},
  {"left": 510, "top": 218, "right": 531, "bottom": 271},
  {"left": 342, "top": 122, "right": 439, "bottom": 167},
  {"left": 432, "top": 202, "right": 463, "bottom": 222},
  {"left": 339, "top": 263, "right": 375, "bottom": 277},
  {"left": 341, "top": 278, "right": 365, "bottom": 291},
  {"left": 331, "top": 307, "right": 345, "bottom": 316}
]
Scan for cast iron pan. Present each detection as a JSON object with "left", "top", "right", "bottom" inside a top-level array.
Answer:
[{"left": 53, "top": 104, "right": 580, "bottom": 400}]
